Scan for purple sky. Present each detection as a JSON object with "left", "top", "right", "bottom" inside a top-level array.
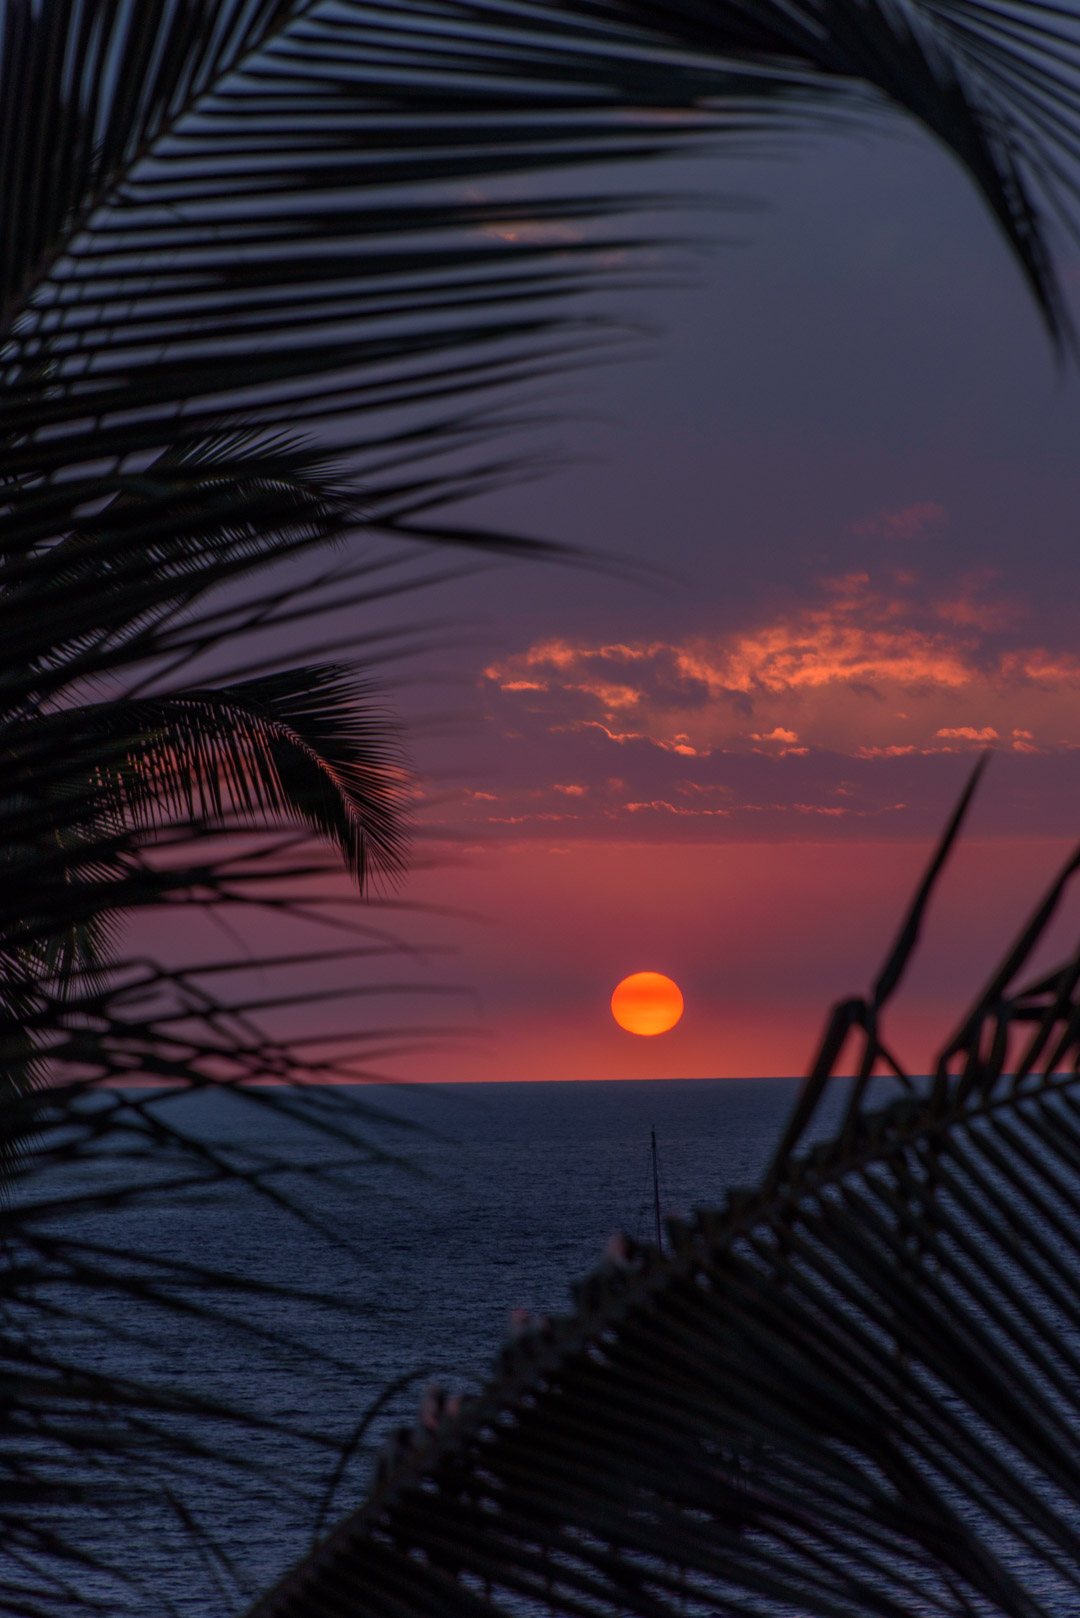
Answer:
[{"left": 248, "top": 114, "right": 1080, "bottom": 1081}]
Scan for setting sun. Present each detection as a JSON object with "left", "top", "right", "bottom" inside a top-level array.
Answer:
[{"left": 610, "top": 972, "right": 684, "bottom": 1036}]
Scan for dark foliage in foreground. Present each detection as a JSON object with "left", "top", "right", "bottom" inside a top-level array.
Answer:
[
  {"left": 5, "top": 0, "right": 1080, "bottom": 1613},
  {"left": 254, "top": 763, "right": 1080, "bottom": 1618}
]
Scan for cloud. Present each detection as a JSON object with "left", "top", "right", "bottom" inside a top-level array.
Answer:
[
  {"left": 932, "top": 569, "right": 1024, "bottom": 632},
  {"left": 689, "top": 590, "right": 974, "bottom": 695},
  {"left": 483, "top": 570, "right": 1061, "bottom": 760},
  {"left": 459, "top": 568, "right": 1080, "bottom": 841},
  {"left": 494, "top": 582, "right": 982, "bottom": 723},
  {"left": 1002, "top": 649, "right": 1080, "bottom": 683},
  {"left": 936, "top": 726, "right": 999, "bottom": 741},
  {"left": 851, "top": 502, "right": 946, "bottom": 540},
  {"left": 561, "top": 719, "right": 712, "bottom": 758}
]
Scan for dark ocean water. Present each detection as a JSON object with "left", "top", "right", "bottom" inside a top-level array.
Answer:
[{"left": 35, "top": 1076, "right": 849, "bottom": 1616}]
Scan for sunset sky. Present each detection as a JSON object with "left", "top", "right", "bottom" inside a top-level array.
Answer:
[{"left": 333, "top": 116, "right": 1080, "bottom": 1084}]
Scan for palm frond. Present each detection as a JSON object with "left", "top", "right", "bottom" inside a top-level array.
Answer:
[
  {"left": 0, "top": 974, "right": 449, "bottom": 1617},
  {"left": 6, "top": 5, "right": 1080, "bottom": 1615},
  {"left": 4, "top": 0, "right": 1079, "bottom": 519},
  {"left": 0, "top": 660, "right": 408, "bottom": 1050},
  {"left": 250, "top": 767, "right": 1080, "bottom": 1618},
  {"left": 570, "top": 0, "right": 1080, "bottom": 343},
  {"left": 93, "top": 665, "right": 410, "bottom": 887}
]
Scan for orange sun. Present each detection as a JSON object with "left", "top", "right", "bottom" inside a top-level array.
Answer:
[{"left": 610, "top": 972, "right": 684, "bottom": 1036}]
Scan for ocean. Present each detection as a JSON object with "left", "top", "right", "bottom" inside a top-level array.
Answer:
[{"left": 25, "top": 1075, "right": 843, "bottom": 1616}]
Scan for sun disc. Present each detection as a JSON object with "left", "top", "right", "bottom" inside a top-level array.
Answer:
[{"left": 611, "top": 972, "right": 684, "bottom": 1036}]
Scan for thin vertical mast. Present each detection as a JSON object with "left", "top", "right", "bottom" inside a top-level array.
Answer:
[{"left": 651, "top": 1126, "right": 663, "bottom": 1252}]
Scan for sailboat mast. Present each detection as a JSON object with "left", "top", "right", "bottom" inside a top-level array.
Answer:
[{"left": 651, "top": 1126, "right": 663, "bottom": 1252}]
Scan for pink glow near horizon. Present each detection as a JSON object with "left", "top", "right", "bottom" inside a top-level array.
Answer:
[{"left": 348, "top": 834, "right": 1080, "bottom": 1085}]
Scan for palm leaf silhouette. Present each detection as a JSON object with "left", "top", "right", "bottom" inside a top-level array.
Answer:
[
  {"left": 0, "top": 1046, "right": 448, "bottom": 1615},
  {"left": 5, "top": 0, "right": 1080, "bottom": 506},
  {"left": 97, "top": 666, "right": 408, "bottom": 883},
  {"left": 5, "top": 1, "right": 1080, "bottom": 1613},
  {"left": 252, "top": 763, "right": 1080, "bottom": 1618}
]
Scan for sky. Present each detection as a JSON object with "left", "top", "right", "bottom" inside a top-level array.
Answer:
[{"left": 226, "top": 110, "right": 1080, "bottom": 1085}]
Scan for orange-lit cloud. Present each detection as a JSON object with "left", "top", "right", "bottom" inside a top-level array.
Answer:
[
  {"left": 451, "top": 569, "right": 1080, "bottom": 841},
  {"left": 936, "top": 726, "right": 998, "bottom": 741},
  {"left": 484, "top": 570, "right": 1072, "bottom": 753}
]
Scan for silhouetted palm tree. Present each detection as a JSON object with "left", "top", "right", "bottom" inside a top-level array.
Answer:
[{"left": 4, "top": 1, "right": 1080, "bottom": 1614}]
